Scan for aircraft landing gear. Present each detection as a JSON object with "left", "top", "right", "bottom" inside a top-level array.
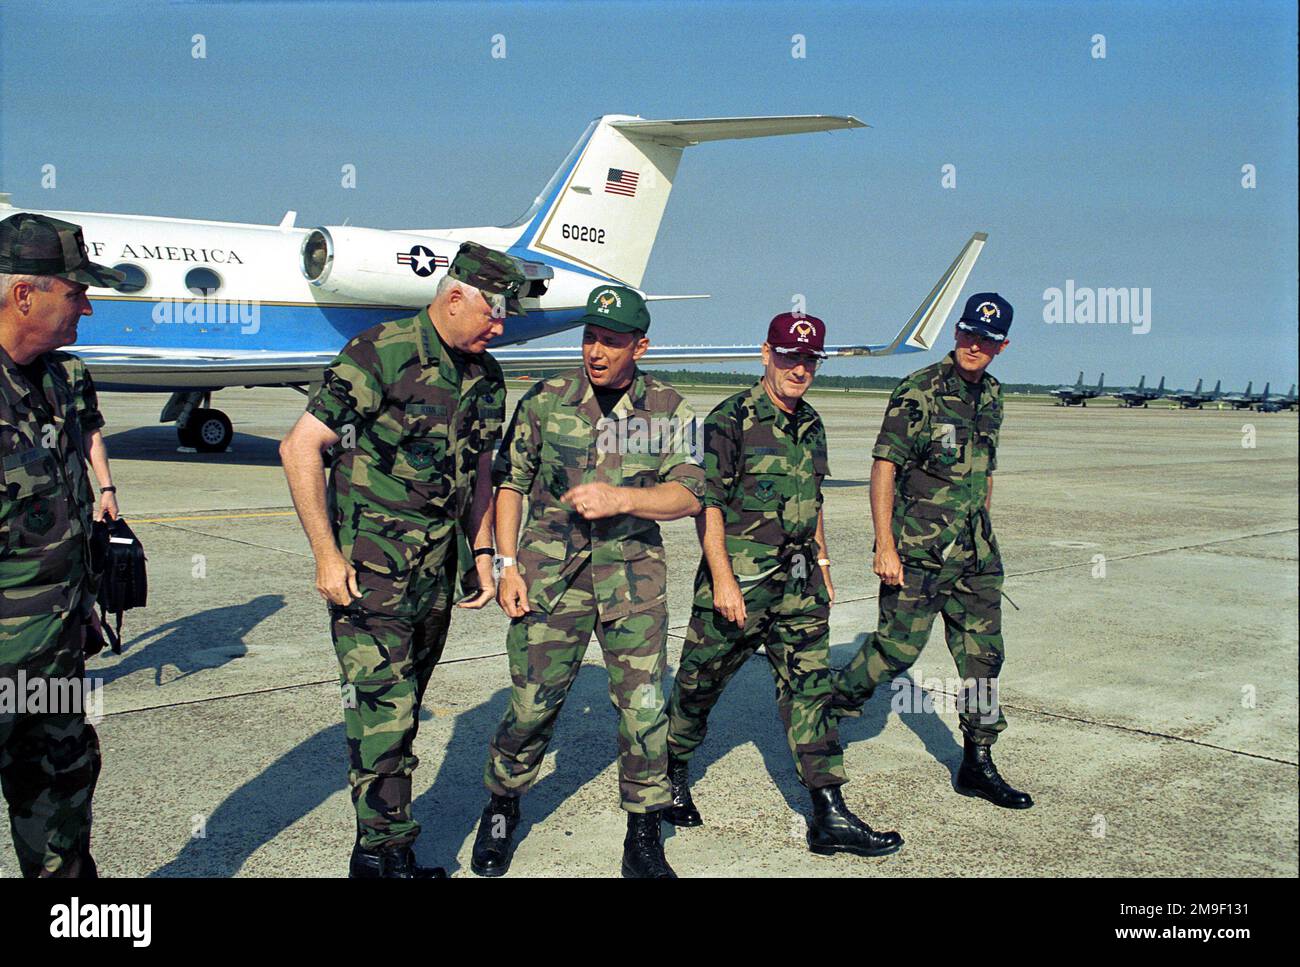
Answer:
[
  {"left": 178, "top": 408, "right": 234, "bottom": 452},
  {"left": 163, "top": 391, "right": 235, "bottom": 453}
]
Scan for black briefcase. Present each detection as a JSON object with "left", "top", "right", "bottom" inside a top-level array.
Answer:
[{"left": 90, "top": 516, "right": 148, "bottom": 654}]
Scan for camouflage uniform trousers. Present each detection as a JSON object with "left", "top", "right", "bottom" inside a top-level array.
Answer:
[
  {"left": 484, "top": 560, "right": 672, "bottom": 812},
  {"left": 834, "top": 522, "right": 1007, "bottom": 744},
  {"left": 328, "top": 559, "right": 454, "bottom": 850},
  {"left": 0, "top": 614, "right": 101, "bottom": 877},
  {"left": 667, "top": 557, "right": 846, "bottom": 789}
]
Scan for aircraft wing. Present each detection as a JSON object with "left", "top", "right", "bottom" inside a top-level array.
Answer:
[
  {"left": 610, "top": 114, "right": 867, "bottom": 146},
  {"left": 76, "top": 347, "right": 338, "bottom": 391},
  {"left": 80, "top": 231, "right": 985, "bottom": 390},
  {"left": 495, "top": 231, "right": 986, "bottom": 373},
  {"left": 493, "top": 343, "right": 893, "bottom": 374}
]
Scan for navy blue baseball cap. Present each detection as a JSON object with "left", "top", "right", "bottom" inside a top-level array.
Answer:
[{"left": 956, "top": 292, "right": 1012, "bottom": 341}]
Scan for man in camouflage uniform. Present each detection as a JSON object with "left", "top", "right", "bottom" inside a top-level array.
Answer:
[
  {"left": 0, "top": 213, "right": 126, "bottom": 877},
  {"left": 663, "top": 313, "right": 903, "bottom": 858},
  {"left": 64, "top": 357, "right": 120, "bottom": 522},
  {"left": 281, "top": 241, "right": 527, "bottom": 877},
  {"left": 831, "top": 293, "right": 1033, "bottom": 810},
  {"left": 471, "top": 285, "right": 704, "bottom": 879}
]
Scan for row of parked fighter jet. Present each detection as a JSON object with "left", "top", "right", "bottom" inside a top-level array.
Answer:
[{"left": 1049, "top": 374, "right": 1298, "bottom": 411}]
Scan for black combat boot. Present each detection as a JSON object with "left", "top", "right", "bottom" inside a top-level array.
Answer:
[
  {"left": 348, "top": 843, "right": 447, "bottom": 878},
  {"left": 470, "top": 793, "right": 522, "bottom": 877},
  {"left": 662, "top": 757, "right": 702, "bottom": 828},
  {"left": 955, "top": 739, "right": 1034, "bottom": 809},
  {"left": 621, "top": 811, "right": 677, "bottom": 878},
  {"left": 74, "top": 832, "right": 98, "bottom": 878},
  {"left": 806, "top": 785, "right": 904, "bottom": 857}
]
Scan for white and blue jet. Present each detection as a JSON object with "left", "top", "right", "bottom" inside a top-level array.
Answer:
[{"left": 3, "top": 114, "right": 986, "bottom": 451}]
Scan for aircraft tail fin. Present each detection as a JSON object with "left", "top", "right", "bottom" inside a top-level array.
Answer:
[
  {"left": 1156, "top": 376, "right": 1165, "bottom": 392},
  {"left": 1244, "top": 381, "right": 1252, "bottom": 396},
  {"left": 513, "top": 114, "right": 865, "bottom": 287},
  {"left": 1098, "top": 373, "right": 1105, "bottom": 389},
  {"left": 1137, "top": 375, "right": 1145, "bottom": 390},
  {"left": 1075, "top": 371, "right": 1084, "bottom": 387},
  {"left": 1212, "top": 379, "right": 1220, "bottom": 395},
  {"left": 1193, "top": 378, "right": 1202, "bottom": 394},
  {"left": 1261, "top": 382, "right": 1270, "bottom": 399},
  {"left": 862, "top": 232, "right": 987, "bottom": 356}
]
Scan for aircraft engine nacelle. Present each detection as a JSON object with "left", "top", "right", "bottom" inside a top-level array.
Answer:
[
  {"left": 301, "top": 226, "right": 553, "bottom": 307},
  {"left": 301, "top": 226, "right": 462, "bottom": 306}
]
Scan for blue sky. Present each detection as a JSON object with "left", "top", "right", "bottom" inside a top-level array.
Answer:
[{"left": 1, "top": 0, "right": 1295, "bottom": 387}]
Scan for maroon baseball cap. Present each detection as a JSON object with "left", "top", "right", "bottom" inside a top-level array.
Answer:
[{"left": 766, "top": 313, "right": 828, "bottom": 359}]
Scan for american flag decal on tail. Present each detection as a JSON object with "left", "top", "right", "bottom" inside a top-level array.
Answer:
[{"left": 605, "top": 168, "right": 639, "bottom": 197}]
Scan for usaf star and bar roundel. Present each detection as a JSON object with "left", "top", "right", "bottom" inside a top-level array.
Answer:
[{"left": 397, "top": 245, "right": 450, "bottom": 277}]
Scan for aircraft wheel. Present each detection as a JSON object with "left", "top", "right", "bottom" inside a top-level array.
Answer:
[
  {"left": 188, "top": 408, "right": 233, "bottom": 453},
  {"left": 1082, "top": 401, "right": 1087, "bottom": 407},
  {"left": 1143, "top": 403, "right": 1149, "bottom": 408}
]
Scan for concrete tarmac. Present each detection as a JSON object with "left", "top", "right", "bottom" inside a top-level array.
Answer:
[{"left": 2, "top": 381, "right": 1295, "bottom": 878}]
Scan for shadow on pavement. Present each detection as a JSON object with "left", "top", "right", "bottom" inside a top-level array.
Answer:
[
  {"left": 90, "top": 594, "right": 285, "bottom": 686},
  {"left": 414, "top": 664, "right": 625, "bottom": 875},
  {"left": 151, "top": 662, "right": 628, "bottom": 877},
  {"left": 672, "top": 632, "right": 966, "bottom": 828},
  {"left": 104, "top": 426, "right": 283, "bottom": 467},
  {"left": 831, "top": 632, "right": 965, "bottom": 782},
  {"left": 148, "top": 631, "right": 965, "bottom": 877},
  {"left": 152, "top": 719, "right": 348, "bottom": 877}
]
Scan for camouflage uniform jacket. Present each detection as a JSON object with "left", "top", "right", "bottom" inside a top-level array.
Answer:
[
  {"left": 701, "top": 381, "right": 829, "bottom": 583},
  {"left": 0, "top": 347, "right": 98, "bottom": 635},
  {"left": 493, "top": 366, "right": 705, "bottom": 619},
  {"left": 305, "top": 309, "right": 505, "bottom": 616},
  {"left": 872, "top": 351, "right": 1002, "bottom": 569}
]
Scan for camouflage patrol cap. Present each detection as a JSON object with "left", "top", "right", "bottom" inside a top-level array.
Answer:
[
  {"left": 580, "top": 284, "right": 650, "bottom": 335},
  {"left": 448, "top": 241, "right": 526, "bottom": 316},
  {"left": 0, "top": 212, "right": 126, "bottom": 289}
]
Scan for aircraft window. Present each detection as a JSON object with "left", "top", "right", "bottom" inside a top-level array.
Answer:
[
  {"left": 185, "top": 267, "right": 222, "bottom": 296},
  {"left": 113, "top": 262, "right": 148, "bottom": 293}
]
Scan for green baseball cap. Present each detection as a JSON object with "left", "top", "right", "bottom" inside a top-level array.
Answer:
[
  {"left": 581, "top": 284, "right": 650, "bottom": 334},
  {"left": 0, "top": 212, "right": 126, "bottom": 289},
  {"left": 448, "top": 241, "right": 526, "bottom": 316}
]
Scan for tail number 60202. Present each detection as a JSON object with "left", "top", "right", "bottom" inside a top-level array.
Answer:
[{"left": 561, "top": 224, "right": 606, "bottom": 244}]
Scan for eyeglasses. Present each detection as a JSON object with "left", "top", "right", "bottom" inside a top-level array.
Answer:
[
  {"left": 773, "top": 351, "right": 820, "bottom": 369},
  {"left": 957, "top": 330, "right": 1004, "bottom": 350}
]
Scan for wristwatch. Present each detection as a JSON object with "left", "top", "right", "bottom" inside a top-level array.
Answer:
[
  {"left": 493, "top": 555, "right": 516, "bottom": 579},
  {"left": 817, "top": 558, "right": 831, "bottom": 567}
]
